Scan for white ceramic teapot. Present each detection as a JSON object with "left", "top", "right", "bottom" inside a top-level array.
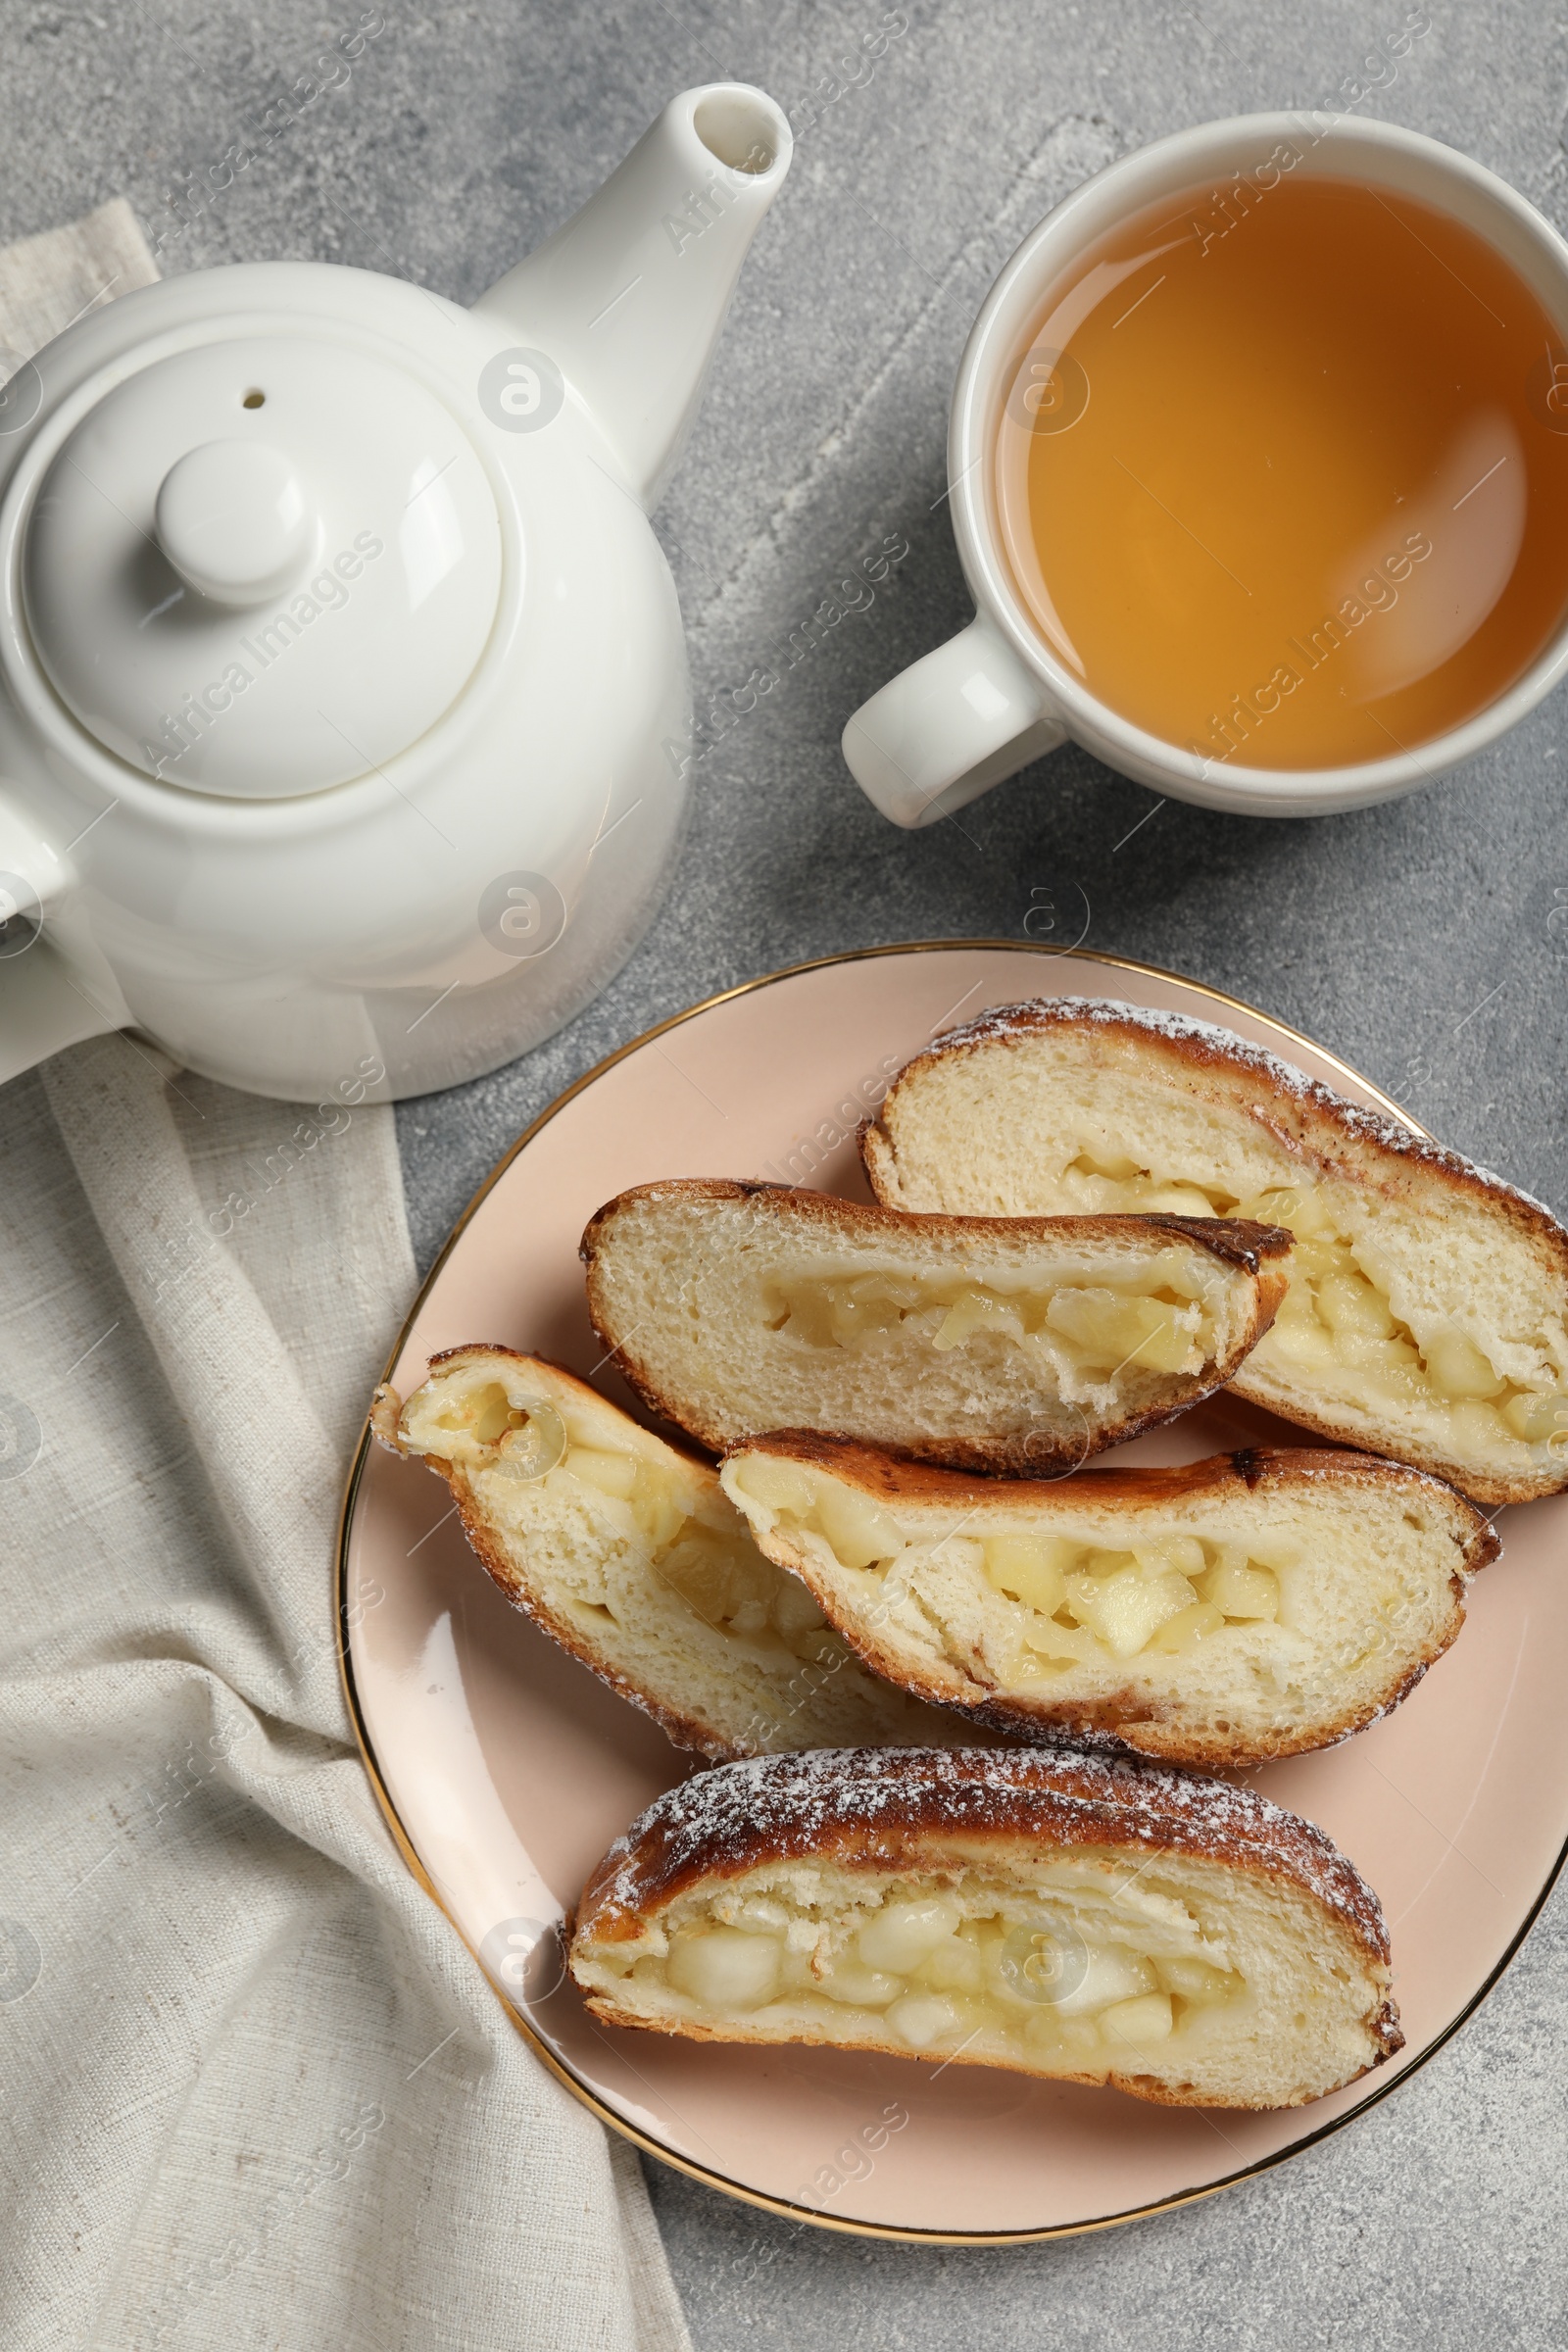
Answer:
[{"left": 0, "top": 83, "right": 791, "bottom": 1102}]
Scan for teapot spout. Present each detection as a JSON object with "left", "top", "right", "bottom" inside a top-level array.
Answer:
[{"left": 474, "top": 84, "right": 792, "bottom": 511}]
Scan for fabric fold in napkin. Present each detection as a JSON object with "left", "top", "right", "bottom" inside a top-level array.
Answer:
[{"left": 0, "top": 212, "right": 690, "bottom": 2352}]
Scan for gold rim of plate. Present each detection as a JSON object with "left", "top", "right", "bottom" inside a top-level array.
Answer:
[{"left": 333, "top": 938, "right": 1568, "bottom": 2243}]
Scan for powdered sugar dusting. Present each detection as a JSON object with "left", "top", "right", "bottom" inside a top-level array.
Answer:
[
  {"left": 917, "top": 997, "right": 1560, "bottom": 1225},
  {"left": 584, "top": 1745, "right": 1391, "bottom": 1957}
]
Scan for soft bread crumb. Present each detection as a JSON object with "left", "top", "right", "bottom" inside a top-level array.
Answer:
[
  {"left": 580, "top": 1179, "right": 1291, "bottom": 1474},
  {"left": 570, "top": 1747, "right": 1402, "bottom": 2111},
  {"left": 377, "top": 1346, "right": 967, "bottom": 1759},
  {"left": 861, "top": 997, "right": 1568, "bottom": 1505},
  {"left": 720, "top": 1435, "right": 1491, "bottom": 1768}
]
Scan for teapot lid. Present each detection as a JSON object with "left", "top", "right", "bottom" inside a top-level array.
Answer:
[{"left": 22, "top": 335, "right": 502, "bottom": 798}]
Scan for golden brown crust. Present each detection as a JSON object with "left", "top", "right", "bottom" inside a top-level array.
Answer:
[
  {"left": 724, "top": 1427, "right": 1498, "bottom": 1546},
  {"left": 576, "top": 1747, "right": 1394, "bottom": 1956},
  {"left": 580, "top": 1175, "right": 1294, "bottom": 1280},
  {"left": 866, "top": 999, "right": 1565, "bottom": 1251},
  {"left": 570, "top": 1747, "right": 1404, "bottom": 2103},
  {"left": 578, "top": 1178, "right": 1293, "bottom": 1475},
  {"left": 860, "top": 998, "right": 1568, "bottom": 1506},
  {"left": 721, "top": 1436, "right": 1492, "bottom": 1767},
  {"left": 951, "top": 1634, "right": 1449, "bottom": 1767}
]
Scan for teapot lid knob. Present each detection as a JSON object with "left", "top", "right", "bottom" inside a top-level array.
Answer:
[
  {"left": 155, "top": 438, "right": 317, "bottom": 609},
  {"left": 19, "top": 335, "right": 504, "bottom": 799}
]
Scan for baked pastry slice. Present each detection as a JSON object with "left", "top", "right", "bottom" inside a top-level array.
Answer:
[
  {"left": 860, "top": 996, "right": 1568, "bottom": 1505},
  {"left": 580, "top": 1179, "right": 1291, "bottom": 1474},
  {"left": 720, "top": 1435, "right": 1495, "bottom": 1768},
  {"left": 372, "top": 1348, "right": 957, "bottom": 1759},
  {"left": 569, "top": 1746, "right": 1403, "bottom": 2110}
]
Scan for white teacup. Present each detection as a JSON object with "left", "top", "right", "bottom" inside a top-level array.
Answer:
[{"left": 843, "top": 110, "right": 1568, "bottom": 827}]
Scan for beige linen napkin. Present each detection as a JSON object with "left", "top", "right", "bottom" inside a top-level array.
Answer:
[{"left": 0, "top": 218, "right": 690, "bottom": 2352}]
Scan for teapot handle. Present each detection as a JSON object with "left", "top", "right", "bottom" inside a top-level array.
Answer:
[
  {"left": 0, "top": 795, "right": 116, "bottom": 1086},
  {"left": 841, "top": 614, "right": 1067, "bottom": 828}
]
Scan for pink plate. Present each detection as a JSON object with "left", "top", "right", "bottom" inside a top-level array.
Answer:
[{"left": 338, "top": 943, "right": 1568, "bottom": 2240}]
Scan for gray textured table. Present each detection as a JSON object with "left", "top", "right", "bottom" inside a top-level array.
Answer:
[{"left": 8, "top": 1, "right": 1564, "bottom": 2340}]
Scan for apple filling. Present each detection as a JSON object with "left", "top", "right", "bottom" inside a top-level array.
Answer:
[
  {"left": 985, "top": 1530, "right": 1281, "bottom": 1671},
  {"left": 1050, "top": 1152, "right": 1568, "bottom": 1462},
  {"left": 599, "top": 1870, "right": 1248, "bottom": 2075},
  {"left": 761, "top": 1255, "right": 1226, "bottom": 1382},
  {"left": 416, "top": 1377, "right": 846, "bottom": 1668},
  {"left": 728, "top": 1453, "right": 1292, "bottom": 1673}
]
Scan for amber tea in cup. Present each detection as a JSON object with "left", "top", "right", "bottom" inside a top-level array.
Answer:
[{"left": 994, "top": 172, "right": 1568, "bottom": 769}]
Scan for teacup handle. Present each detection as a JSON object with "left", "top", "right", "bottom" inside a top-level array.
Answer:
[{"left": 841, "top": 614, "right": 1067, "bottom": 828}]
